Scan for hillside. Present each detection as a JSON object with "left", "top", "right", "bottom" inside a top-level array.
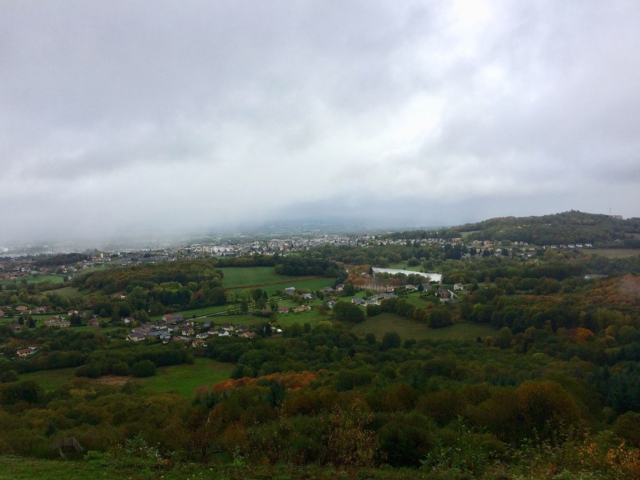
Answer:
[{"left": 457, "top": 210, "right": 640, "bottom": 246}]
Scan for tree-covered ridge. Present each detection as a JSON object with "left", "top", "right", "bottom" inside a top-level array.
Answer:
[
  {"left": 384, "top": 211, "right": 640, "bottom": 246},
  {"left": 458, "top": 210, "right": 640, "bottom": 245}
]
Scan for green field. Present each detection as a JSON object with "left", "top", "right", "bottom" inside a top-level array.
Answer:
[
  {"left": 350, "top": 313, "right": 497, "bottom": 342},
  {"left": 0, "top": 274, "right": 64, "bottom": 286},
  {"left": 78, "top": 264, "right": 108, "bottom": 274},
  {"left": 150, "top": 304, "right": 230, "bottom": 321},
  {"left": 404, "top": 294, "right": 435, "bottom": 308},
  {"left": 219, "top": 267, "right": 290, "bottom": 288},
  {"left": 17, "top": 359, "right": 234, "bottom": 396},
  {"left": 0, "top": 456, "right": 230, "bottom": 480},
  {"left": 220, "top": 306, "right": 333, "bottom": 327},
  {"left": 461, "top": 230, "right": 480, "bottom": 239},
  {"left": 220, "top": 267, "right": 333, "bottom": 293},
  {"left": 579, "top": 248, "right": 640, "bottom": 259},
  {"left": 139, "top": 358, "right": 234, "bottom": 395},
  {"left": 18, "top": 367, "right": 76, "bottom": 390},
  {"left": 256, "top": 277, "right": 334, "bottom": 296},
  {"left": 0, "top": 456, "right": 418, "bottom": 480},
  {"left": 48, "top": 286, "right": 83, "bottom": 297}
]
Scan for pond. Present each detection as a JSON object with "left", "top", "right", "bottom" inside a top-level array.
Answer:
[{"left": 372, "top": 267, "right": 442, "bottom": 282}]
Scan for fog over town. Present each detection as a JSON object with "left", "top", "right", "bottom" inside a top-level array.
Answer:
[{"left": 2, "top": 1, "right": 640, "bottom": 243}]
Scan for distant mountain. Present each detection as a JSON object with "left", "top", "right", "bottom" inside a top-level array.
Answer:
[{"left": 456, "top": 210, "right": 640, "bottom": 246}]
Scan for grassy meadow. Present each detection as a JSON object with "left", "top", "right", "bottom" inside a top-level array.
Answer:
[
  {"left": 138, "top": 358, "right": 234, "bottom": 395},
  {"left": 350, "top": 313, "right": 497, "bottom": 342},
  {"left": 17, "top": 367, "right": 76, "bottom": 391},
  {"left": 150, "top": 304, "right": 230, "bottom": 321},
  {"left": 48, "top": 286, "right": 83, "bottom": 297},
  {"left": 0, "top": 274, "right": 64, "bottom": 286},
  {"left": 0, "top": 456, "right": 425, "bottom": 480},
  {"left": 219, "top": 266, "right": 290, "bottom": 287},
  {"left": 16, "top": 358, "right": 234, "bottom": 396}
]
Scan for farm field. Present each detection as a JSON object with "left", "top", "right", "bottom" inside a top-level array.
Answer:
[
  {"left": 150, "top": 304, "right": 230, "bottom": 321},
  {"left": 78, "top": 265, "right": 108, "bottom": 274},
  {"left": 0, "top": 274, "right": 64, "bottom": 286},
  {"left": 219, "top": 267, "right": 332, "bottom": 293},
  {"left": 259, "top": 277, "right": 334, "bottom": 295},
  {"left": 219, "top": 307, "right": 333, "bottom": 328},
  {"left": 580, "top": 248, "right": 640, "bottom": 259},
  {"left": 47, "top": 286, "right": 82, "bottom": 297},
  {"left": 350, "top": 313, "right": 497, "bottom": 342},
  {"left": 17, "top": 359, "right": 234, "bottom": 396},
  {"left": 219, "top": 267, "right": 290, "bottom": 288}
]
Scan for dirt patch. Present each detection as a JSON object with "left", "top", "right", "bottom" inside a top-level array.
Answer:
[{"left": 95, "top": 375, "right": 131, "bottom": 386}]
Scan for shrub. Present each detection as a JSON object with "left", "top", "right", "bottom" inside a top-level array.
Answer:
[
  {"left": 131, "top": 360, "right": 156, "bottom": 378},
  {"left": 75, "top": 364, "right": 101, "bottom": 378},
  {"left": 0, "top": 370, "right": 18, "bottom": 383},
  {"left": 112, "top": 362, "right": 130, "bottom": 376},
  {"left": 381, "top": 332, "right": 401, "bottom": 350}
]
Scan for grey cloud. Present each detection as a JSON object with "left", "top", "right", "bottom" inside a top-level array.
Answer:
[{"left": 1, "top": 0, "right": 639, "bottom": 242}]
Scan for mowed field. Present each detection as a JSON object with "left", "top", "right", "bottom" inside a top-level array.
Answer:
[
  {"left": 219, "top": 267, "right": 290, "bottom": 288},
  {"left": 350, "top": 313, "right": 497, "bottom": 342},
  {"left": 580, "top": 248, "right": 640, "bottom": 259},
  {"left": 219, "top": 307, "right": 333, "bottom": 328},
  {"left": 17, "top": 358, "right": 234, "bottom": 396},
  {"left": 0, "top": 274, "right": 64, "bottom": 286}
]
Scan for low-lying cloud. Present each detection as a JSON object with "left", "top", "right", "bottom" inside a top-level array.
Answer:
[{"left": 1, "top": 0, "right": 639, "bottom": 241}]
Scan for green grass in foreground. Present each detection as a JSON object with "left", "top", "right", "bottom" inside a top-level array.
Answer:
[
  {"left": 17, "top": 359, "right": 234, "bottom": 396},
  {"left": 350, "top": 313, "right": 497, "bottom": 342},
  {"left": 0, "top": 456, "right": 438, "bottom": 480}
]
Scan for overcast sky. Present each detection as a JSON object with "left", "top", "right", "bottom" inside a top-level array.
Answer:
[{"left": 1, "top": 0, "right": 639, "bottom": 241}]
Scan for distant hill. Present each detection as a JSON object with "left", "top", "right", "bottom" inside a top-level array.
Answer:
[{"left": 457, "top": 211, "right": 640, "bottom": 246}]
